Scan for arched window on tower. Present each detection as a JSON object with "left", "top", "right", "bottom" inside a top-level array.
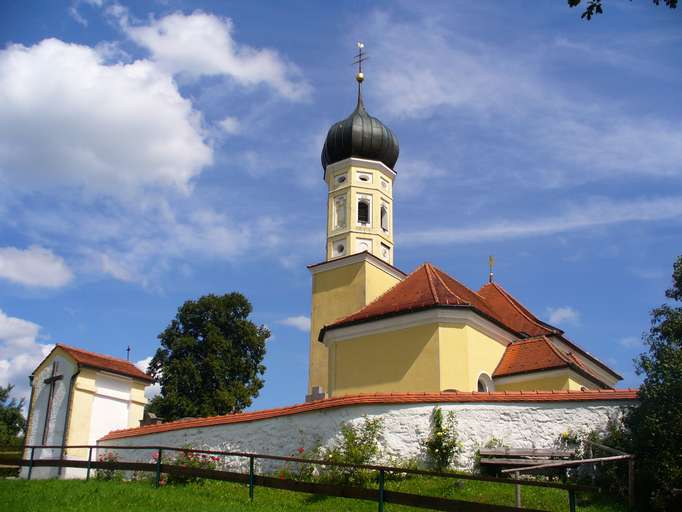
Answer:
[
  {"left": 358, "top": 200, "right": 370, "bottom": 224},
  {"left": 380, "top": 205, "right": 388, "bottom": 232}
]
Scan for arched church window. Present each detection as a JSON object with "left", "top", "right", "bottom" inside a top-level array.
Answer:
[
  {"left": 477, "top": 373, "right": 494, "bottom": 392},
  {"left": 358, "top": 200, "right": 370, "bottom": 224},
  {"left": 380, "top": 205, "right": 388, "bottom": 231}
]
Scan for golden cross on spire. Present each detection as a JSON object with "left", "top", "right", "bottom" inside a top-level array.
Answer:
[{"left": 353, "top": 41, "right": 366, "bottom": 84}]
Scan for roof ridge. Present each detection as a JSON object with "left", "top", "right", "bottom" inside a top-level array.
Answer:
[
  {"left": 486, "top": 283, "right": 557, "bottom": 334},
  {"left": 541, "top": 336, "right": 573, "bottom": 365},
  {"left": 430, "top": 266, "right": 464, "bottom": 304},
  {"left": 423, "top": 263, "right": 441, "bottom": 304}
]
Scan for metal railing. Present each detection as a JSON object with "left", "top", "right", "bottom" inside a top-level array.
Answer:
[{"left": 6, "top": 443, "right": 602, "bottom": 512}]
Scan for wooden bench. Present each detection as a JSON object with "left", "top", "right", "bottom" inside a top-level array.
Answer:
[{"left": 479, "top": 448, "right": 576, "bottom": 473}]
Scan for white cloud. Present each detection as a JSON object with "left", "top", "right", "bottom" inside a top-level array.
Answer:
[
  {"left": 219, "top": 116, "right": 241, "bottom": 135},
  {"left": 619, "top": 336, "right": 644, "bottom": 349},
  {"left": 135, "top": 356, "right": 161, "bottom": 400},
  {"left": 0, "top": 38, "right": 212, "bottom": 196},
  {"left": 279, "top": 315, "right": 311, "bottom": 332},
  {"left": 116, "top": 10, "right": 311, "bottom": 101},
  {"left": 0, "top": 245, "right": 73, "bottom": 288},
  {"left": 546, "top": 306, "right": 580, "bottom": 326},
  {"left": 367, "top": 11, "right": 682, "bottom": 186},
  {"left": 401, "top": 196, "right": 682, "bottom": 246},
  {"left": 0, "top": 309, "right": 54, "bottom": 404}
]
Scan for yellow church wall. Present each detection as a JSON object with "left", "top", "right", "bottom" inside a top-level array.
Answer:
[
  {"left": 495, "top": 372, "right": 571, "bottom": 391},
  {"left": 438, "top": 324, "right": 508, "bottom": 392},
  {"left": 464, "top": 325, "right": 507, "bottom": 391},
  {"left": 437, "top": 325, "right": 469, "bottom": 391},
  {"left": 330, "top": 323, "right": 440, "bottom": 396},
  {"left": 309, "top": 261, "right": 366, "bottom": 395},
  {"left": 566, "top": 370, "right": 600, "bottom": 390},
  {"left": 64, "top": 371, "right": 97, "bottom": 461},
  {"left": 364, "top": 259, "right": 401, "bottom": 303},
  {"left": 128, "top": 382, "right": 147, "bottom": 428},
  {"left": 309, "top": 257, "right": 403, "bottom": 395}
]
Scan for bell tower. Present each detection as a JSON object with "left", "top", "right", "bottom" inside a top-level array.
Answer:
[
  {"left": 321, "top": 42, "right": 399, "bottom": 264},
  {"left": 307, "top": 43, "right": 404, "bottom": 401}
]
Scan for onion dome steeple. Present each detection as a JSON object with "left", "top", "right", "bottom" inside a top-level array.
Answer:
[{"left": 321, "top": 44, "right": 399, "bottom": 172}]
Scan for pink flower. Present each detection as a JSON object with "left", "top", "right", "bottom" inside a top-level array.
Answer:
[
  {"left": 211, "top": 456, "right": 219, "bottom": 462},
  {"left": 297, "top": 447, "right": 305, "bottom": 454}
]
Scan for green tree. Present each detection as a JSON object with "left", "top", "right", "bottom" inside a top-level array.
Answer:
[
  {"left": 148, "top": 293, "right": 269, "bottom": 421},
  {"left": 0, "top": 384, "right": 25, "bottom": 447},
  {"left": 626, "top": 255, "right": 682, "bottom": 510},
  {"left": 568, "top": 0, "right": 677, "bottom": 20}
]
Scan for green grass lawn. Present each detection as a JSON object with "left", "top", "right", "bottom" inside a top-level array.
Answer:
[{"left": 0, "top": 477, "right": 627, "bottom": 512}]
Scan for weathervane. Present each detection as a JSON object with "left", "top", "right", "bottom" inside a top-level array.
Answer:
[
  {"left": 126, "top": 345, "right": 131, "bottom": 361},
  {"left": 353, "top": 41, "right": 367, "bottom": 104},
  {"left": 489, "top": 255, "right": 495, "bottom": 284}
]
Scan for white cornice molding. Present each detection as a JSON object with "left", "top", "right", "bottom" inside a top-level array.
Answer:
[
  {"left": 325, "top": 157, "right": 397, "bottom": 182},
  {"left": 323, "top": 308, "right": 516, "bottom": 346},
  {"left": 308, "top": 251, "right": 406, "bottom": 282}
]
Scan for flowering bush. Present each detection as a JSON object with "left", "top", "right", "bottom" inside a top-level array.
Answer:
[
  {"left": 95, "top": 451, "right": 123, "bottom": 481},
  {"left": 422, "top": 407, "right": 462, "bottom": 471},
  {"left": 154, "top": 446, "right": 220, "bottom": 485}
]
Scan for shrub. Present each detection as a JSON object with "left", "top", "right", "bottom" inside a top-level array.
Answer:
[
  {"left": 422, "top": 407, "right": 462, "bottom": 471},
  {"left": 159, "top": 448, "right": 220, "bottom": 485},
  {"left": 317, "top": 416, "right": 383, "bottom": 486},
  {"left": 95, "top": 451, "right": 123, "bottom": 481}
]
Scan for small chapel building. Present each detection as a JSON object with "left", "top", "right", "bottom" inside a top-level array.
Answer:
[
  {"left": 306, "top": 67, "right": 621, "bottom": 401},
  {"left": 22, "top": 344, "right": 152, "bottom": 478}
]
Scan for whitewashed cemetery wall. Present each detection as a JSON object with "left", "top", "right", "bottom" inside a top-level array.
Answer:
[{"left": 98, "top": 399, "right": 633, "bottom": 476}]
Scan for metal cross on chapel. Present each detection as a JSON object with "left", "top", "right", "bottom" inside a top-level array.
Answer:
[{"left": 41, "top": 361, "right": 63, "bottom": 445}]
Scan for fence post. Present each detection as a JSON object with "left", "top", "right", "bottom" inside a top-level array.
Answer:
[
  {"left": 514, "top": 471, "right": 521, "bottom": 508},
  {"left": 27, "top": 447, "right": 35, "bottom": 480},
  {"left": 86, "top": 447, "right": 93, "bottom": 481},
  {"left": 155, "top": 448, "right": 163, "bottom": 488},
  {"left": 249, "top": 456, "right": 255, "bottom": 501},
  {"left": 568, "top": 489, "right": 576, "bottom": 512},
  {"left": 378, "top": 468, "right": 385, "bottom": 512},
  {"left": 628, "top": 456, "right": 635, "bottom": 511}
]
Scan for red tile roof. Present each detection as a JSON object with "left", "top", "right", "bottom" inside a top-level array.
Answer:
[
  {"left": 321, "top": 263, "right": 513, "bottom": 338},
  {"left": 99, "top": 389, "right": 638, "bottom": 441},
  {"left": 478, "top": 283, "right": 558, "bottom": 337},
  {"left": 478, "top": 283, "right": 621, "bottom": 379},
  {"left": 493, "top": 337, "right": 610, "bottom": 388},
  {"left": 55, "top": 343, "right": 154, "bottom": 382}
]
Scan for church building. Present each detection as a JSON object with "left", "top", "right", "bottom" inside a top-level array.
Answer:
[
  {"left": 306, "top": 59, "right": 621, "bottom": 401},
  {"left": 22, "top": 344, "right": 152, "bottom": 478}
]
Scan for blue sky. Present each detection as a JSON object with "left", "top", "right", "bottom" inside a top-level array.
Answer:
[{"left": 1, "top": 1, "right": 680, "bottom": 410}]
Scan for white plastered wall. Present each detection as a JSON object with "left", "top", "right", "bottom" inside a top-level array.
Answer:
[
  {"left": 21, "top": 353, "right": 78, "bottom": 479},
  {"left": 99, "top": 400, "right": 633, "bottom": 475}
]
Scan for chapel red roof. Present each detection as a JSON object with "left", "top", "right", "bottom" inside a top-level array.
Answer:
[
  {"left": 321, "top": 263, "right": 512, "bottom": 337},
  {"left": 99, "top": 389, "right": 638, "bottom": 441},
  {"left": 55, "top": 343, "right": 154, "bottom": 382},
  {"left": 493, "top": 337, "right": 610, "bottom": 388}
]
